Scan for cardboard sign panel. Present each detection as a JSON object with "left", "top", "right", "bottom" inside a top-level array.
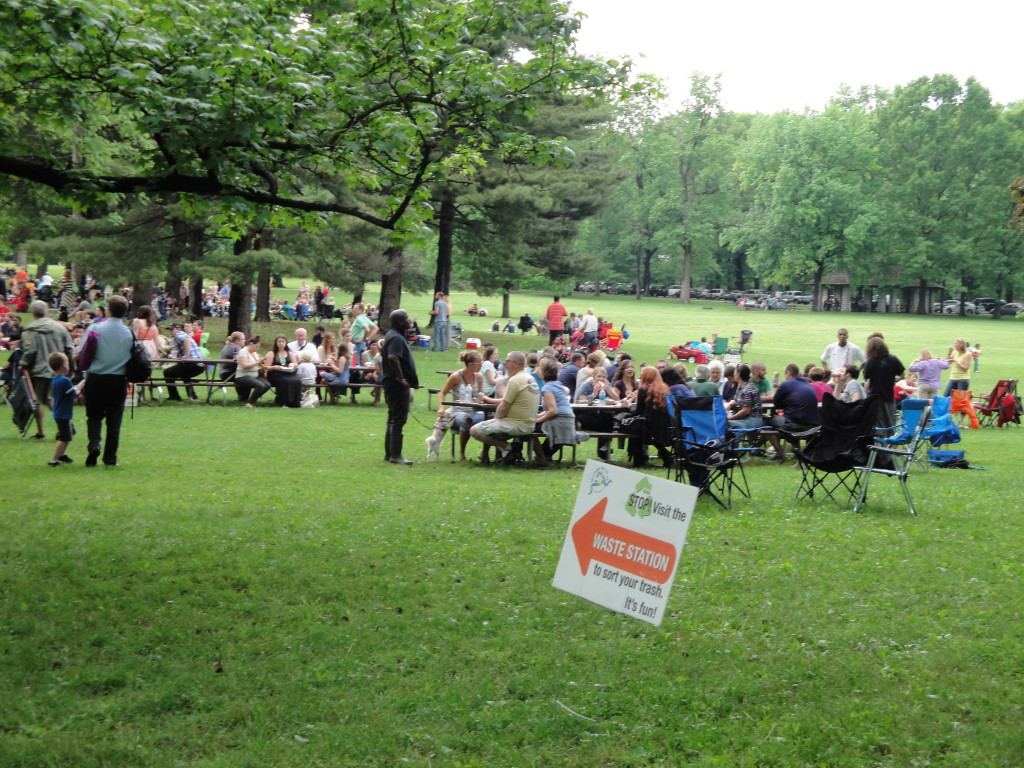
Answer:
[{"left": 552, "top": 461, "right": 697, "bottom": 626}]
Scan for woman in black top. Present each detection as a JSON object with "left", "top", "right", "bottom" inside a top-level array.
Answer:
[{"left": 863, "top": 334, "right": 904, "bottom": 428}]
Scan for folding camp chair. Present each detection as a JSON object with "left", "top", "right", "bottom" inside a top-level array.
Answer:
[
  {"left": 877, "top": 398, "right": 931, "bottom": 471},
  {"left": 601, "top": 327, "right": 624, "bottom": 353},
  {"left": 973, "top": 379, "right": 1017, "bottom": 427},
  {"left": 671, "top": 396, "right": 748, "bottom": 508},
  {"left": 449, "top": 322, "right": 463, "bottom": 349},
  {"left": 921, "top": 396, "right": 961, "bottom": 448},
  {"left": 949, "top": 389, "right": 980, "bottom": 429},
  {"left": 793, "top": 394, "right": 882, "bottom": 506},
  {"left": 853, "top": 400, "right": 932, "bottom": 516},
  {"left": 711, "top": 336, "right": 729, "bottom": 358},
  {"left": 9, "top": 377, "right": 34, "bottom": 437},
  {"left": 997, "top": 392, "right": 1021, "bottom": 428}
]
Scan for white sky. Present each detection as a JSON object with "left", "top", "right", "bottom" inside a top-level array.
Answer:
[{"left": 569, "top": 0, "right": 1021, "bottom": 114}]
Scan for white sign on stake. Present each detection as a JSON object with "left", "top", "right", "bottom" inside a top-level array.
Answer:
[{"left": 552, "top": 460, "right": 697, "bottom": 626}]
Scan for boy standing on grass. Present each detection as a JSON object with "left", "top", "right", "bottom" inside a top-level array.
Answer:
[{"left": 47, "top": 351, "right": 77, "bottom": 467}]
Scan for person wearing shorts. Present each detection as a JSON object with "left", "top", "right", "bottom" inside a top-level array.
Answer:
[
  {"left": 470, "top": 351, "right": 539, "bottom": 465},
  {"left": 48, "top": 352, "right": 77, "bottom": 466}
]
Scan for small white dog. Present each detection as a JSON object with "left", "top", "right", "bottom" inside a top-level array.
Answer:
[{"left": 425, "top": 410, "right": 454, "bottom": 460}]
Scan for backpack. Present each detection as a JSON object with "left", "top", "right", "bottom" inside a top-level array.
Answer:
[{"left": 125, "top": 333, "right": 153, "bottom": 384}]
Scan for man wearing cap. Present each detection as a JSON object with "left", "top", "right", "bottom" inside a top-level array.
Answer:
[{"left": 163, "top": 321, "right": 205, "bottom": 400}]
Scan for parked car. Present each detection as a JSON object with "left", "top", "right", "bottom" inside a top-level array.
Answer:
[
  {"left": 933, "top": 300, "right": 977, "bottom": 315},
  {"left": 972, "top": 297, "right": 997, "bottom": 313},
  {"left": 666, "top": 284, "right": 683, "bottom": 298},
  {"left": 702, "top": 288, "right": 729, "bottom": 300},
  {"left": 1000, "top": 302, "right": 1024, "bottom": 316},
  {"left": 777, "top": 290, "right": 813, "bottom": 305}
]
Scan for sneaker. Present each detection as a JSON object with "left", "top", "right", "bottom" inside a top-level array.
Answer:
[
  {"left": 85, "top": 450, "right": 100, "bottom": 467},
  {"left": 58, "top": 455, "right": 73, "bottom": 464},
  {"left": 30, "top": 433, "right": 45, "bottom": 440},
  {"left": 48, "top": 460, "right": 61, "bottom": 467}
]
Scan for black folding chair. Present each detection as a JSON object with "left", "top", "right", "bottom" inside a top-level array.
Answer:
[
  {"left": 9, "top": 376, "right": 34, "bottom": 437},
  {"left": 793, "top": 394, "right": 881, "bottom": 505}
]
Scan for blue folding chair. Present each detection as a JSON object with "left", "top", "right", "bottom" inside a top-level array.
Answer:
[
  {"left": 921, "top": 396, "right": 961, "bottom": 448},
  {"left": 854, "top": 399, "right": 932, "bottom": 516},
  {"left": 672, "top": 396, "right": 748, "bottom": 508},
  {"left": 877, "top": 398, "right": 931, "bottom": 471}
]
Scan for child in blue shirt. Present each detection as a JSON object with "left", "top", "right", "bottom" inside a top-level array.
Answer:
[{"left": 48, "top": 352, "right": 77, "bottom": 467}]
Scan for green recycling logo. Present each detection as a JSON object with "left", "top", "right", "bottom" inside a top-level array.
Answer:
[{"left": 625, "top": 476, "right": 654, "bottom": 518}]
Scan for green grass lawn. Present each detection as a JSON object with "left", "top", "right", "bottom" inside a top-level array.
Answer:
[{"left": 3, "top": 291, "right": 1023, "bottom": 767}]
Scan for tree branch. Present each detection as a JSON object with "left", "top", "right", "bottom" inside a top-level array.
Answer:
[{"left": 0, "top": 155, "right": 396, "bottom": 229}]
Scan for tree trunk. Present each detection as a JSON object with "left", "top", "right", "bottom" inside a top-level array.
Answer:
[
  {"left": 189, "top": 274, "right": 203, "bottom": 318},
  {"left": 30, "top": 253, "right": 48, "bottom": 280},
  {"left": 642, "top": 247, "right": 654, "bottom": 299},
  {"left": 633, "top": 245, "right": 643, "bottom": 300},
  {"left": 166, "top": 219, "right": 187, "bottom": 307},
  {"left": 377, "top": 246, "right": 404, "bottom": 332},
  {"left": 679, "top": 242, "right": 693, "bottom": 304},
  {"left": 811, "top": 265, "right": 824, "bottom": 311},
  {"left": 429, "top": 193, "right": 456, "bottom": 326},
  {"left": 254, "top": 269, "right": 271, "bottom": 322},
  {"left": 502, "top": 282, "right": 512, "bottom": 318},
  {"left": 228, "top": 236, "right": 254, "bottom": 338}
]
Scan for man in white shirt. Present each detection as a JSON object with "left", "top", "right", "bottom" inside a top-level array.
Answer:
[
  {"left": 820, "top": 328, "right": 865, "bottom": 373},
  {"left": 579, "top": 308, "right": 599, "bottom": 351},
  {"left": 288, "top": 327, "right": 321, "bottom": 386}
]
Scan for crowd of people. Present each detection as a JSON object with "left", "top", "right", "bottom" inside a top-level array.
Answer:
[
  {"left": 3, "top": 266, "right": 987, "bottom": 472},
  {"left": 484, "top": 297, "right": 612, "bottom": 353},
  {"left": 422, "top": 324, "right": 983, "bottom": 468}
]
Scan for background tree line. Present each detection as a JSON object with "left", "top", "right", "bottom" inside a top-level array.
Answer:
[{"left": 1, "top": 0, "right": 1022, "bottom": 324}]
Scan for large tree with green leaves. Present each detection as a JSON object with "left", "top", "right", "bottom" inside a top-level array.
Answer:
[
  {"left": 580, "top": 75, "right": 748, "bottom": 299},
  {"left": 0, "top": 0, "right": 623, "bottom": 326},
  {"left": 871, "top": 76, "right": 1024, "bottom": 311},
  {"left": 728, "top": 104, "right": 882, "bottom": 308},
  {"left": 451, "top": 95, "right": 621, "bottom": 316}
]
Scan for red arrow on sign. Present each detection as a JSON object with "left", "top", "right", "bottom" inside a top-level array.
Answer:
[{"left": 571, "top": 498, "right": 677, "bottom": 584}]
